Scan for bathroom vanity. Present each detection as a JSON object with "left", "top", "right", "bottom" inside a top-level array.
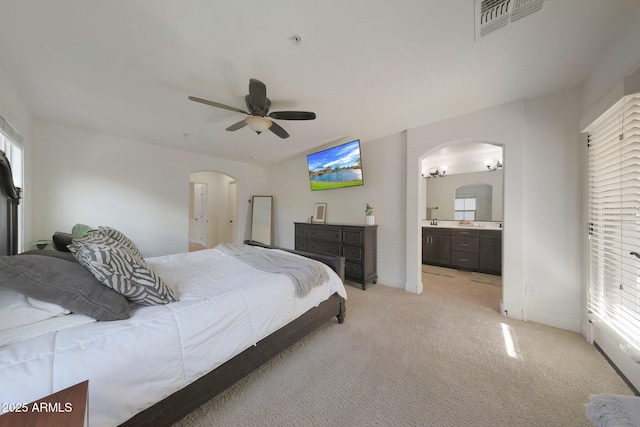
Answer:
[{"left": 422, "top": 225, "right": 502, "bottom": 275}]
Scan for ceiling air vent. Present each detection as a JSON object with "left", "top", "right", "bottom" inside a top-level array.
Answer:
[{"left": 475, "top": 0, "right": 546, "bottom": 40}]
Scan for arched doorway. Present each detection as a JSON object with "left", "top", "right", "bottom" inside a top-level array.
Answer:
[
  {"left": 420, "top": 140, "right": 504, "bottom": 312},
  {"left": 189, "top": 171, "right": 237, "bottom": 251}
]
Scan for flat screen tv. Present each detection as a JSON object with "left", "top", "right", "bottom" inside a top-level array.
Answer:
[{"left": 307, "top": 139, "right": 364, "bottom": 191}]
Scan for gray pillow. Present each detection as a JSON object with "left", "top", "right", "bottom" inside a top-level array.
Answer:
[
  {"left": 0, "top": 255, "right": 130, "bottom": 321},
  {"left": 52, "top": 232, "right": 75, "bottom": 252},
  {"left": 69, "top": 241, "right": 177, "bottom": 305}
]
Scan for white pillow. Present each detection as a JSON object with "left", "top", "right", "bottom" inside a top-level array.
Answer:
[{"left": 0, "top": 286, "right": 70, "bottom": 331}]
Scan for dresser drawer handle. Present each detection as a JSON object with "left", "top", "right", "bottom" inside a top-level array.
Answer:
[
  {"left": 460, "top": 258, "right": 469, "bottom": 262},
  {"left": 460, "top": 243, "right": 469, "bottom": 246}
]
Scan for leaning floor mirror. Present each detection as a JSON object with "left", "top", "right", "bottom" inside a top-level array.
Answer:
[{"left": 250, "top": 195, "right": 273, "bottom": 245}]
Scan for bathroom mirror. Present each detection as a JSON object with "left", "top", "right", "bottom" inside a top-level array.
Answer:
[
  {"left": 425, "top": 172, "right": 503, "bottom": 221},
  {"left": 250, "top": 196, "right": 273, "bottom": 245}
]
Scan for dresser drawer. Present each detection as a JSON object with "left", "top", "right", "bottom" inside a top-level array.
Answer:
[
  {"left": 295, "top": 225, "right": 309, "bottom": 239},
  {"left": 451, "top": 237, "right": 479, "bottom": 253},
  {"left": 343, "top": 228, "right": 364, "bottom": 246},
  {"left": 450, "top": 251, "right": 479, "bottom": 269},
  {"left": 343, "top": 245, "right": 363, "bottom": 262},
  {"left": 308, "top": 226, "right": 342, "bottom": 242},
  {"left": 345, "top": 262, "right": 363, "bottom": 280},
  {"left": 294, "top": 239, "right": 308, "bottom": 252},
  {"left": 451, "top": 229, "right": 479, "bottom": 238},
  {"left": 308, "top": 240, "right": 341, "bottom": 256}
]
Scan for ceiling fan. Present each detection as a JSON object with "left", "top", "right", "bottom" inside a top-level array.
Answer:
[{"left": 188, "top": 78, "right": 316, "bottom": 139}]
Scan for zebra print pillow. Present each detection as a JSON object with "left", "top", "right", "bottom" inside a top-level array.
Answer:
[
  {"left": 69, "top": 241, "right": 177, "bottom": 305},
  {"left": 94, "top": 226, "right": 144, "bottom": 259}
]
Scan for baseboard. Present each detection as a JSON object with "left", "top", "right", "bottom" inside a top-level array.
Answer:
[
  {"left": 375, "top": 275, "right": 404, "bottom": 290},
  {"left": 594, "top": 341, "right": 640, "bottom": 396},
  {"left": 523, "top": 309, "right": 580, "bottom": 332}
]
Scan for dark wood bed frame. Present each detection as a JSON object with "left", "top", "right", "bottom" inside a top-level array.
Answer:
[{"left": 0, "top": 152, "right": 346, "bottom": 426}]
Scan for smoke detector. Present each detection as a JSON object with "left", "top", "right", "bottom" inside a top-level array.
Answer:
[{"left": 475, "top": 0, "right": 546, "bottom": 40}]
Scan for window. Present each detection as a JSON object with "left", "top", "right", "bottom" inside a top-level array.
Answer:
[
  {"left": 0, "top": 115, "right": 24, "bottom": 251},
  {"left": 586, "top": 89, "right": 640, "bottom": 350},
  {"left": 454, "top": 197, "right": 476, "bottom": 221}
]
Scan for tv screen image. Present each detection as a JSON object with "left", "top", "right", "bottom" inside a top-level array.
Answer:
[{"left": 307, "top": 140, "right": 364, "bottom": 191}]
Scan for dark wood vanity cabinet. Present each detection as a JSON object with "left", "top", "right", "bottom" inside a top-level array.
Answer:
[
  {"left": 294, "top": 223, "right": 377, "bottom": 289},
  {"left": 422, "top": 227, "right": 451, "bottom": 266},
  {"left": 422, "top": 227, "right": 502, "bottom": 275},
  {"left": 450, "top": 229, "right": 480, "bottom": 270},
  {"left": 479, "top": 230, "right": 502, "bottom": 275}
]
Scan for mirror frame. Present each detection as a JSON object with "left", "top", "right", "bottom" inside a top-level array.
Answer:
[{"left": 250, "top": 195, "right": 273, "bottom": 245}]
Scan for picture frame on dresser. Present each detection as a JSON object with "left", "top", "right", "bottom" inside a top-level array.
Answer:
[{"left": 313, "top": 203, "right": 327, "bottom": 223}]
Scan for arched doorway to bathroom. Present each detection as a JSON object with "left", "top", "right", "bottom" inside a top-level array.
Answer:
[
  {"left": 420, "top": 141, "right": 504, "bottom": 312},
  {"left": 189, "top": 171, "right": 237, "bottom": 251}
]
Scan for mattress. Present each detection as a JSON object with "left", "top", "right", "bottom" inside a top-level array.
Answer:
[{"left": 0, "top": 246, "right": 347, "bottom": 426}]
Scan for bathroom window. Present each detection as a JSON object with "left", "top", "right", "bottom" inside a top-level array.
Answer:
[{"left": 454, "top": 197, "right": 476, "bottom": 221}]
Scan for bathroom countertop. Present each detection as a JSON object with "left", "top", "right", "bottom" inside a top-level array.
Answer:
[{"left": 421, "top": 221, "right": 502, "bottom": 230}]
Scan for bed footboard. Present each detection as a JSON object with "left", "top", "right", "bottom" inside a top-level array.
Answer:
[{"left": 120, "top": 293, "right": 344, "bottom": 426}]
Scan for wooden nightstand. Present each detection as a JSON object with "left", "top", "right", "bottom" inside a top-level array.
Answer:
[{"left": 0, "top": 380, "right": 88, "bottom": 427}]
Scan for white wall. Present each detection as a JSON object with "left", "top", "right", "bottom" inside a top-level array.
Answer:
[
  {"left": 521, "top": 88, "right": 582, "bottom": 330},
  {"left": 266, "top": 133, "right": 407, "bottom": 288},
  {"left": 31, "top": 120, "right": 266, "bottom": 257}
]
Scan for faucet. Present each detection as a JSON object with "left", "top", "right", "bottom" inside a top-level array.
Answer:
[{"left": 430, "top": 218, "right": 438, "bottom": 226}]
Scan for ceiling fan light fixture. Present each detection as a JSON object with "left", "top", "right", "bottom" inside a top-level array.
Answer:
[{"left": 245, "top": 116, "right": 272, "bottom": 134}]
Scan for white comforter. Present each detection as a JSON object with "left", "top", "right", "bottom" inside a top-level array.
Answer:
[{"left": 0, "top": 247, "right": 347, "bottom": 426}]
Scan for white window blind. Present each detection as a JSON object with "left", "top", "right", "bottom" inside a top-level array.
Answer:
[
  {"left": 587, "top": 91, "right": 640, "bottom": 349},
  {"left": 0, "top": 115, "right": 23, "bottom": 188},
  {"left": 0, "top": 115, "right": 24, "bottom": 253}
]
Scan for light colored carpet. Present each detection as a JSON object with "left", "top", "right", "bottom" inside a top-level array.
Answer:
[
  {"left": 422, "top": 264, "right": 457, "bottom": 277},
  {"left": 470, "top": 271, "right": 502, "bottom": 286},
  {"left": 174, "top": 272, "right": 633, "bottom": 427}
]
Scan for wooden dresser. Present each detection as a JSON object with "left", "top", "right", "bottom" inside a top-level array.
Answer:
[{"left": 294, "top": 222, "right": 377, "bottom": 289}]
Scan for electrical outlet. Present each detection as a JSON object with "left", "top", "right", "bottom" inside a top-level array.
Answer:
[{"left": 526, "top": 282, "right": 535, "bottom": 296}]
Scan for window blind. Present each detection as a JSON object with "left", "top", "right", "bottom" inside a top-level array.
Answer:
[
  {"left": 588, "top": 92, "right": 640, "bottom": 349},
  {"left": 0, "top": 115, "right": 23, "bottom": 187}
]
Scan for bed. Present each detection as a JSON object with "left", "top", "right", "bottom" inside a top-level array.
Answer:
[{"left": 0, "top": 151, "right": 347, "bottom": 426}]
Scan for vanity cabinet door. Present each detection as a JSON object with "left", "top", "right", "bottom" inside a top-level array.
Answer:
[
  {"left": 479, "top": 230, "right": 502, "bottom": 275},
  {"left": 422, "top": 228, "right": 451, "bottom": 266}
]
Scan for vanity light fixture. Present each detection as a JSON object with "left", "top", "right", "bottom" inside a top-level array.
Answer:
[
  {"left": 485, "top": 159, "right": 503, "bottom": 172},
  {"left": 423, "top": 166, "right": 447, "bottom": 178}
]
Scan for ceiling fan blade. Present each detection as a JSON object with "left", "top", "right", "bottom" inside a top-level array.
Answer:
[
  {"left": 225, "top": 120, "right": 248, "bottom": 131},
  {"left": 268, "top": 121, "right": 290, "bottom": 139},
  {"left": 248, "top": 78, "right": 268, "bottom": 112},
  {"left": 188, "top": 96, "right": 248, "bottom": 114},
  {"left": 268, "top": 111, "right": 316, "bottom": 121}
]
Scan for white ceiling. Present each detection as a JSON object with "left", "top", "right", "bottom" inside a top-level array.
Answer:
[{"left": 0, "top": 1, "right": 638, "bottom": 166}]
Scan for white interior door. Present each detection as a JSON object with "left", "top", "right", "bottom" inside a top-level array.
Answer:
[
  {"left": 191, "top": 183, "right": 207, "bottom": 246},
  {"left": 227, "top": 181, "right": 237, "bottom": 243}
]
